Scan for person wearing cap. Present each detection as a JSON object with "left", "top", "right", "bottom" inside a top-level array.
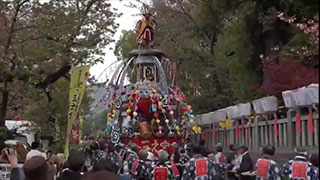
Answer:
[
  {"left": 151, "top": 150, "right": 180, "bottom": 180},
  {"left": 214, "top": 143, "right": 226, "bottom": 165},
  {"left": 254, "top": 145, "right": 280, "bottom": 180},
  {"left": 234, "top": 144, "right": 254, "bottom": 180},
  {"left": 181, "top": 144, "right": 215, "bottom": 180},
  {"left": 26, "top": 142, "right": 47, "bottom": 161},
  {"left": 280, "top": 147, "right": 318, "bottom": 180}
]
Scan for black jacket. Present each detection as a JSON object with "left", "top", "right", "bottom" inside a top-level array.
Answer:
[{"left": 237, "top": 152, "right": 255, "bottom": 180}]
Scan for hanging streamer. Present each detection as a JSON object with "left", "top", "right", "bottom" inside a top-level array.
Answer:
[
  {"left": 235, "top": 124, "right": 239, "bottom": 139},
  {"left": 274, "top": 113, "right": 279, "bottom": 136},
  {"left": 308, "top": 108, "right": 314, "bottom": 134},
  {"left": 296, "top": 111, "right": 301, "bottom": 133}
]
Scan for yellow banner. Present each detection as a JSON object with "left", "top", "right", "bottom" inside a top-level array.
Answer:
[{"left": 64, "top": 65, "right": 90, "bottom": 158}]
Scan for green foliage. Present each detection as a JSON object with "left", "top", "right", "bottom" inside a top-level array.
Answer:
[
  {"left": 115, "top": 0, "right": 318, "bottom": 114},
  {"left": 83, "top": 110, "right": 108, "bottom": 137},
  {"left": 114, "top": 30, "right": 138, "bottom": 60},
  {"left": 0, "top": 0, "right": 119, "bottom": 128},
  {"left": 214, "top": 2, "right": 261, "bottom": 102}
]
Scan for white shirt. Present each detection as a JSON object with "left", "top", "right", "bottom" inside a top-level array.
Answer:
[{"left": 232, "top": 154, "right": 242, "bottom": 171}]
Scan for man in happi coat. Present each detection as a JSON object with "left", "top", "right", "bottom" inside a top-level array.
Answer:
[
  {"left": 280, "top": 147, "right": 318, "bottom": 180},
  {"left": 181, "top": 144, "right": 215, "bottom": 180},
  {"left": 152, "top": 150, "right": 180, "bottom": 180},
  {"left": 124, "top": 143, "right": 139, "bottom": 173},
  {"left": 131, "top": 149, "right": 152, "bottom": 180},
  {"left": 106, "top": 143, "right": 120, "bottom": 173},
  {"left": 255, "top": 146, "right": 281, "bottom": 180}
]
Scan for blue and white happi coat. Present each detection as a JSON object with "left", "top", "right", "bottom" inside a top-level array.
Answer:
[{"left": 280, "top": 156, "right": 318, "bottom": 180}]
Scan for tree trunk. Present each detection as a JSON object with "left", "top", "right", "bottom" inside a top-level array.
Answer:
[{"left": 0, "top": 90, "right": 9, "bottom": 127}]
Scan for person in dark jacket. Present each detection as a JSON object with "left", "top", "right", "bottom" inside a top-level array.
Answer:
[
  {"left": 309, "top": 153, "right": 319, "bottom": 168},
  {"left": 235, "top": 145, "right": 255, "bottom": 180},
  {"left": 57, "top": 150, "right": 85, "bottom": 180}
]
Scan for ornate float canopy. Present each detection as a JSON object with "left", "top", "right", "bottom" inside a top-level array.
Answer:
[{"left": 92, "top": 11, "right": 199, "bottom": 144}]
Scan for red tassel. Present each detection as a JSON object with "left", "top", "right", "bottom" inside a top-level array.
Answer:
[
  {"left": 235, "top": 125, "right": 239, "bottom": 139},
  {"left": 308, "top": 112, "right": 314, "bottom": 134},
  {"left": 215, "top": 128, "right": 219, "bottom": 140},
  {"left": 296, "top": 113, "right": 301, "bottom": 133},
  {"left": 274, "top": 117, "right": 279, "bottom": 136}
]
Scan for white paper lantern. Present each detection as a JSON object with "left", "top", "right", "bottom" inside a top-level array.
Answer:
[
  {"left": 211, "top": 110, "right": 227, "bottom": 123},
  {"left": 225, "top": 106, "right": 237, "bottom": 119},
  {"left": 195, "top": 115, "right": 202, "bottom": 125},
  {"left": 239, "top": 103, "right": 251, "bottom": 117},
  {"left": 282, "top": 90, "right": 297, "bottom": 109},
  {"left": 261, "top": 96, "right": 278, "bottom": 113},
  {"left": 233, "top": 105, "right": 242, "bottom": 119},
  {"left": 252, "top": 99, "right": 264, "bottom": 114},
  {"left": 307, "top": 83, "right": 319, "bottom": 104},
  {"left": 292, "top": 87, "right": 312, "bottom": 107},
  {"left": 200, "top": 113, "right": 211, "bottom": 125}
]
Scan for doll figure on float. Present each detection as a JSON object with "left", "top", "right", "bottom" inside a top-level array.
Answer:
[{"left": 135, "top": 9, "right": 157, "bottom": 49}]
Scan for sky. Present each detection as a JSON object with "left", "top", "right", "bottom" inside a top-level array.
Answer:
[{"left": 90, "top": 0, "right": 141, "bottom": 82}]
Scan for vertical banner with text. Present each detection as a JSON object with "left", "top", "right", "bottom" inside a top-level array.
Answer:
[{"left": 64, "top": 65, "right": 90, "bottom": 158}]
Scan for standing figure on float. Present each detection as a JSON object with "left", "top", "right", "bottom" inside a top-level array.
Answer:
[{"left": 135, "top": 10, "right": 157, "bottom": 48}]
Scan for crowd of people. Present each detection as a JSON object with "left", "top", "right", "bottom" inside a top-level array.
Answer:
[{"left": 0, "top": 138, "right": 319, "bottom": 180}]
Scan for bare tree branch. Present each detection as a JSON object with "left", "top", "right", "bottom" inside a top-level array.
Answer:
[{"left": 4, "top": 0, "right": 30, "bottom": 53}]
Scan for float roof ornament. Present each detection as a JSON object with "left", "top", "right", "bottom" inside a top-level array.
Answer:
[{"left": 135, "top": 9, "right": 157, "bottom": 49}]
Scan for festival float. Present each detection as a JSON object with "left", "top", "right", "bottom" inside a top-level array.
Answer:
[{"left": 93, "top": 11, "right": 201, "bottom": 155}]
